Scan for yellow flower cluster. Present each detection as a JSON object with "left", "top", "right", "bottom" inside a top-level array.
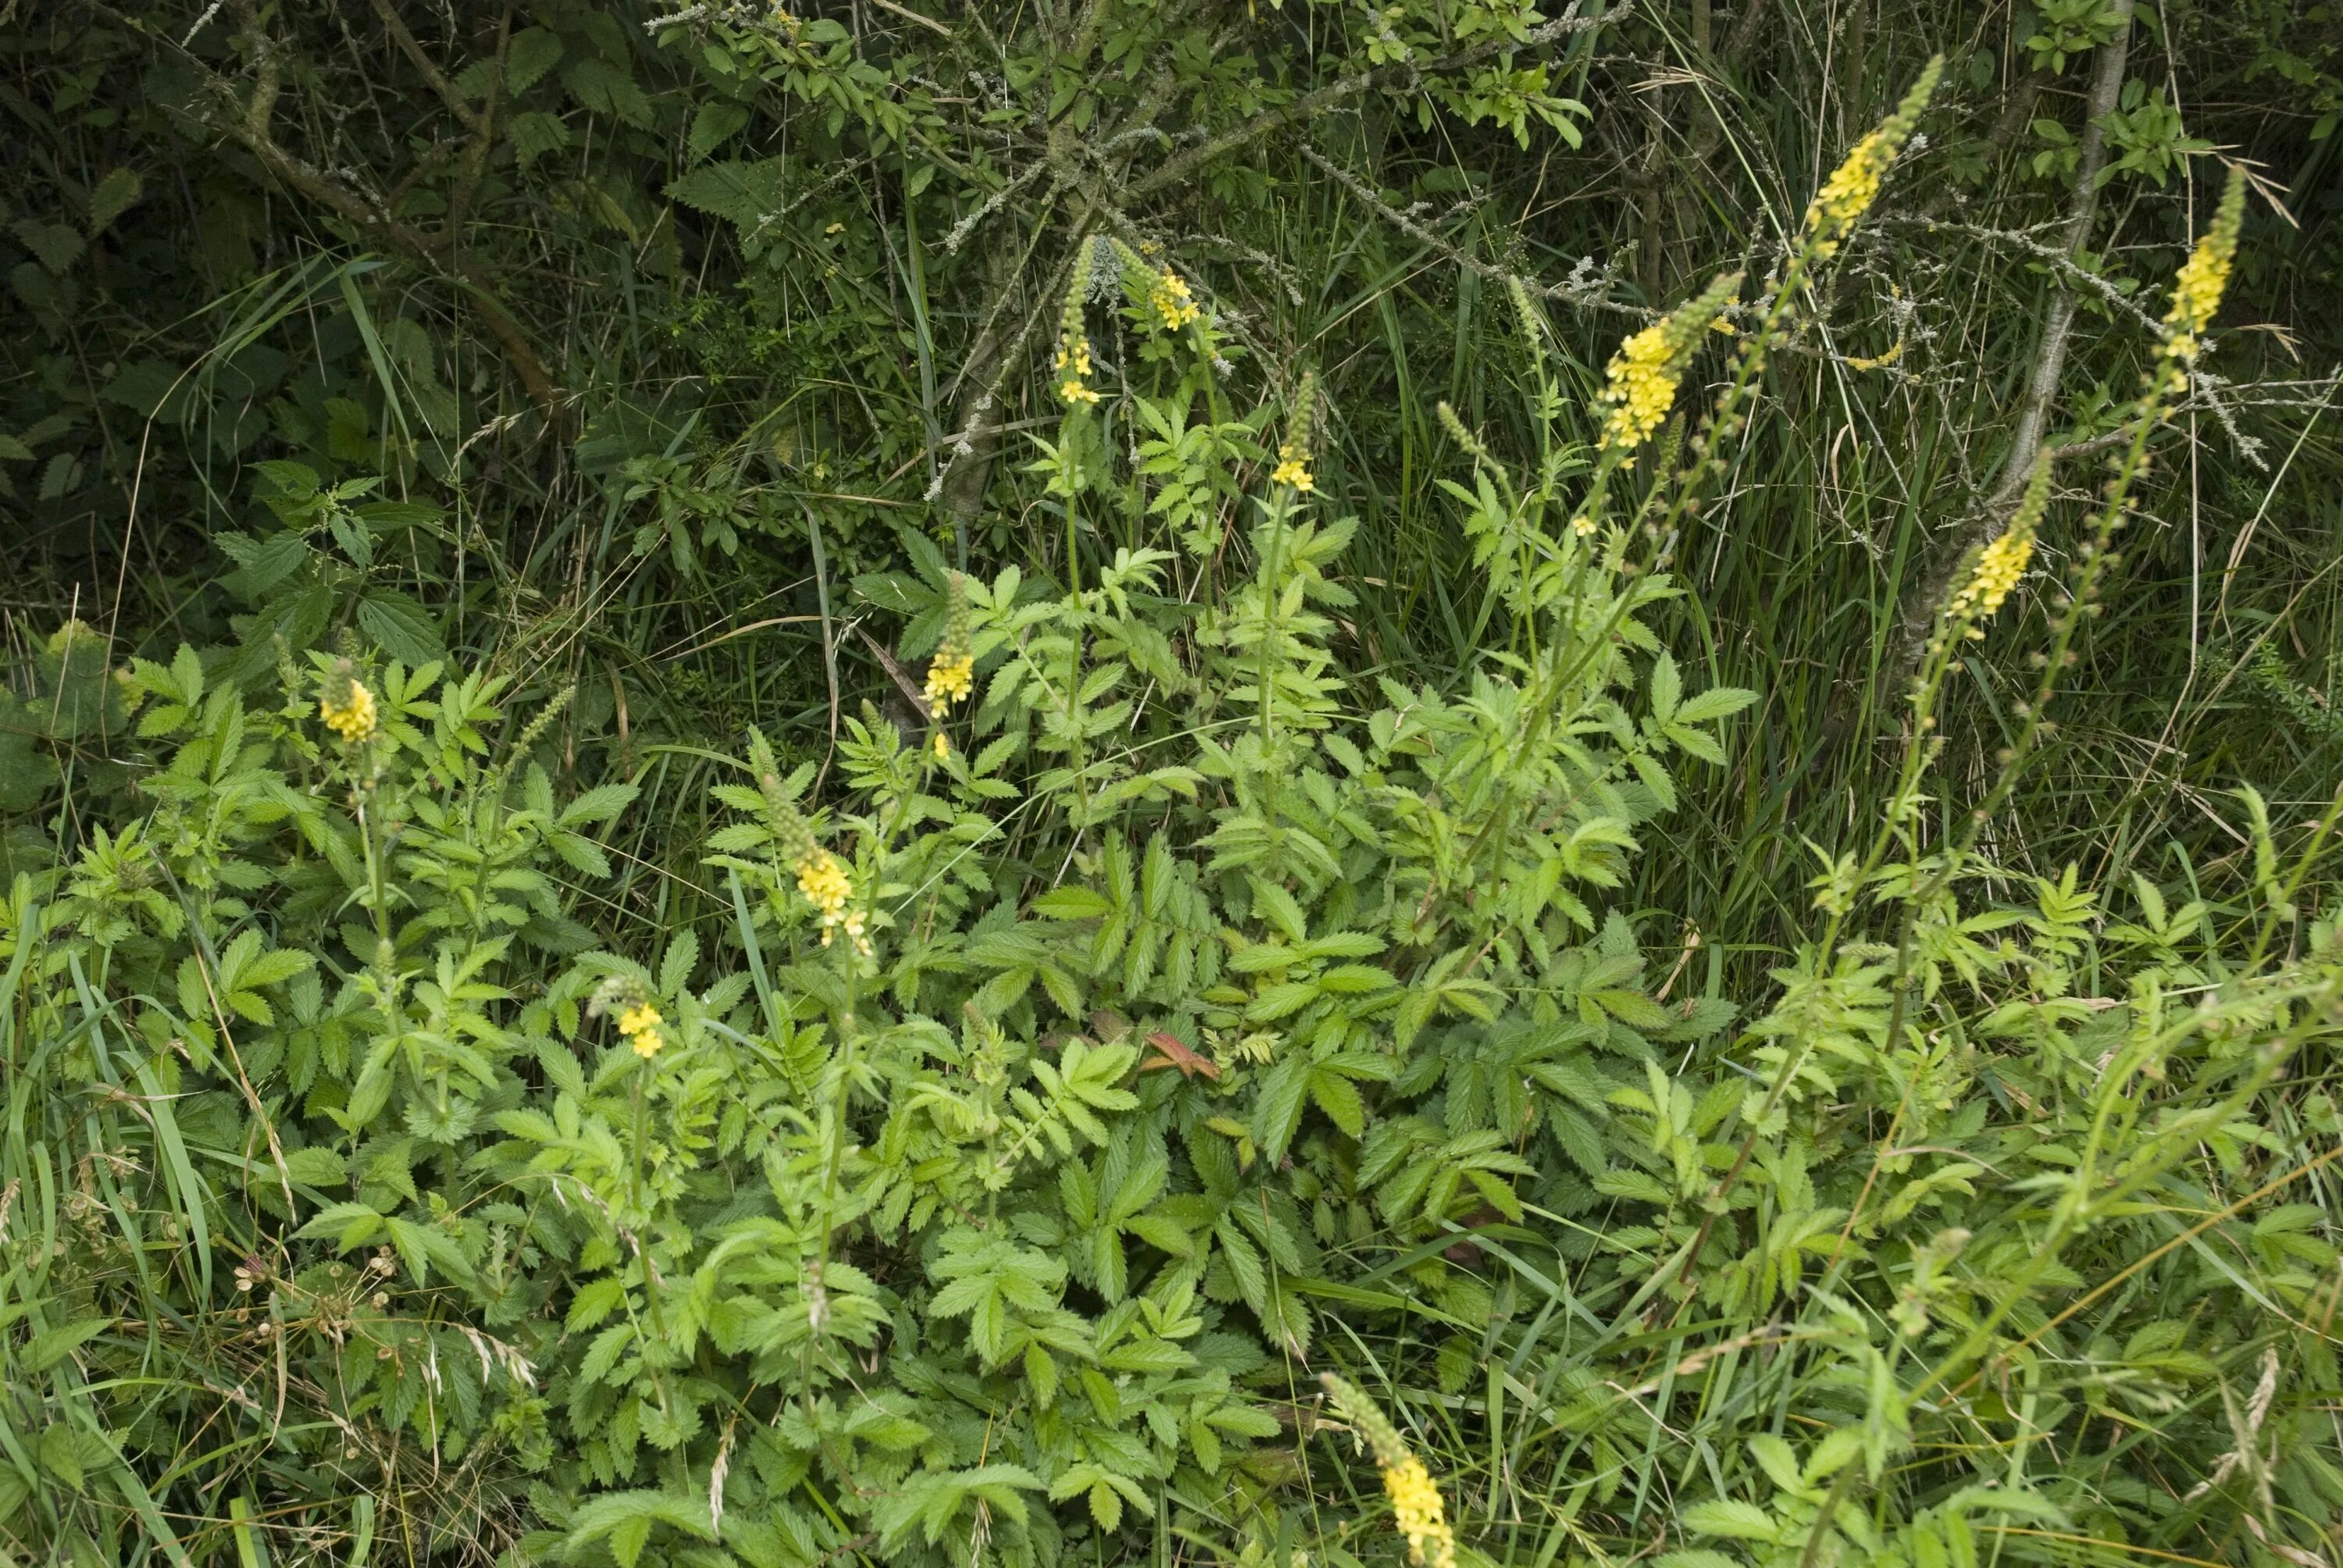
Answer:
[
  {"left": 797, "top": 848, "right": 868, "bottom": 953},
  {"left": 1273, "top": 372, "right": 1318, "bottom": 494},
  {"left": 1382, "top": 1456, "right": 1458, "bottom": 1568},
  {"left": 924, "top": 650, "right": 975, "bottom": 711},
  {"left": 926, "top": 569, "right": 976, "bottom": 726},
  {"left": 1803, "top": 130, "right": 1894, "bottom": 257},
  {"left": 1320, "top": 1374, "right": 1457, "bottom": 1568},
  {"left": 1056, "top": 333, "right": 1100, "bottom": 404},
  {"left": 1801, "top": 57, "right": 1942, "bottom": 259},
  {"left": 1149, "top": 267, "right": 1200, "bottom": 330},
  {"left": 1589, "top": 270, "right": 1741, "bottom": 469},
  {"left": 618, "top": 1001, "right": 665, "bottom": 1059},
  {"left": 1594, "top": 320, "right": 1681, "bottom": 459},
  {"left": 319, "top": 674, "right": 380, "bottom": 744},
  {"left": 1271, "top": 444, "right": 1314, "bottom": 493},
  {"left": 1058, "top": 241, "right": 1101, "bottom": 404},
  {"left": 1948, "top": 460, "right": 2045, "bottom": 636},
  {"left": 2161, "top": 169, "right": 2245, "bottom": 363},
  {"left": 1957, "top": 526, "right": 2034, "bottom": 626}
]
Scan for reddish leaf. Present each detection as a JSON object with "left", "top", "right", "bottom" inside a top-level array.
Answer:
[{"left": 1139, "top": 1031, "right": 1221, "bottom": 1080}]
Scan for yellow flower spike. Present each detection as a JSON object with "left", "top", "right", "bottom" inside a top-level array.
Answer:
[
  {"left": 796, "top": 848, "right": 868, "bottom": 953},
  {"left": 1271, "top": 444, "right": 1314, "bottom": 493},
  {"left": 1272, "top": 372, "right": 1318, "bottom": 493},
  {"left": 1593, "top": 270, "right": 1742, "bottom": 464},
  {"left": 319, "top": 661, "right": 380, "bottom": 745},
  {"left": 1057, "top": 240, "right": 1102, "bottom": 405},
  {"left": 1320, "top": 1374, "right": 1458, "bottom": 1568},
  {"left": 1593, "top": 320, "right": 1680, "bottom": 459},
  {"left": 1801, "top": 57, "right": 1943, "bottom": 258},
  {"left": 2160, "top": 167, "right": 2245, "bottom": 364},
  {"left": 925, "top": 650, "right": 976, "bottom": 707},
  {"left": 925, "top": 573, "right": 977, "bottom": 712},
  {"left": 1947, "top": 458, "right": 2048, "bottom": 634}
]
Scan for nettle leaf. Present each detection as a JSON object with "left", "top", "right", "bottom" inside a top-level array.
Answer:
[
  {"left": 563, "top": 1488, "right": 716, "bottom": 1568},
  {"left": 1307, "top": 1066, "right": 1366, "bottom": 1139},
  {"left": 1681, "top": 1499, "right": 1781, "bottom": 1541},
  {"left": 1254, "top": 1054, "right": 1312, "bottom": 1161},
  {"left": 296, "top": 1201, "right": 387, "bottom": 1251},
  {"left": 1648, "top": 650, "right": 1683, "bottom": 725},
  {"left": 1675, "top": 686, "right": 1757, "bottom": 725}
]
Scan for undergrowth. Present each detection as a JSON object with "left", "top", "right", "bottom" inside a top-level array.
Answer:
[
  {"left": 4, "top": 5, "right": 2343, "bottom": 1568},
  {"left": 5, "top": 58, "right": 2343, "bottom": 1568}
]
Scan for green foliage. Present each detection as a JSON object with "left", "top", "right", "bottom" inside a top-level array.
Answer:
[
  {"left": 5, "top": 150, "right": 2343, "bottom": 1568},
  {"left": 4, "top": 2, "right": 2343, "bottom": 1567}
]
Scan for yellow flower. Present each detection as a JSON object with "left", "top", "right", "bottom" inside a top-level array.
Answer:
[
  {"left": 933, "top": 730, "right": 950, "bottom": 760},
  {"left": 925, "top": 650, "right": 975, "bottom": 711},
  {"left": 1965, "top": 527, "right": 2033, "bottom": 620},
  {"left": 1591, "top": 270, "right": 1742, "bottom": 465},
  {"left": 1271, "top": 444, "right": 1314, "bottom": 493},
  {"left": 1319, "top": 1374, "right": 1457, "bottom": 1568},
  {"left": 796, "top": 849, "right": 871, "bottom": 954},
  {"left": 1057, "top": 241, "right": 1102, "bottom": 404},
  {"left": 926, "top": 572, "right": 976, "bottom": 714},
  {"left": 1948, "top": 459, "right": 2046, "bottom": 635},
  {"left": 1382, "top": 1456, "right": 1457, "bottom": 1568},
  {"left": 319, "top": 675, "right": 380, "bottom": 744},
  {"left": 1804, "top": 130, "right": 1893, "bottom": 255},
  {"left": 2161, "top": 169, "right": 2245, "bottom": 363},
  {"left": 1150, "top": 267, "right": 1200, "bottom": 330},
  {"left": 618, "top": 1001, "right": 665, "bottom": 1059},
  {"left": 1800, "top": 58, "right": 1943, "bottom": 258},
  {"left": 1594, "top": 320, "right": 1681, "bottom": 459}
]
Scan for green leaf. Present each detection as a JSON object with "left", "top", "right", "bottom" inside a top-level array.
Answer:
[
  {"left": 689, "top": 101, "right": 751, "bottom": 160},
  {"left": 1675, "top": 686, "right": 1757, "bottom": 725},
  {"left": 563, "top": 1488, "right": 717, "bottom": 1568},
  {"left": 24, "top": 1318, "right": 110, "bottom": 1374},
  {"left": 1254, "top": 1054, "right": 1311, "bottom": 1163},
  {"left": 1032, "top": 886, "right": 1114, "bottom": 920},
  {"left": 87, "top": 167, "right": 144, "bottom": 235},
  {"left": 669, "top": 158, "right": 791, "bottom": 234},
  {"left": 280, "top": 1146, "right": 346, "bottom": 1190},
  {"left": 296, "top": 1201, "right": 385, "bottom": 1250},
  {"left": 1681, "top": 1499, "right": 1781, "bottom": 1541},
  {"left": 356, "top": 590, "right": 444, "bottom": 665},
  {"left": 1308, "top": 1066, "right": 1365, "bottom": 1139},
  {"left": 1649, "top": 649, "right": 1682, "bottom": 724}
]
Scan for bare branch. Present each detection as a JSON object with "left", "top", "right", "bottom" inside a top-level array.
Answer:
[
  {"left": 366, "top": 0, "right": 487, "bottom": 135},
  {"left": 1127, "top": 7, "right": 1627, "bottom": 205},
  {"left": 1298, "top": 143, "right": 1644, "bottom": 319}
]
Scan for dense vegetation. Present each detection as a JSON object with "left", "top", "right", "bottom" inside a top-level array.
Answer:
[{"left": 4, "top": 2, "right": 2342, "bottom": 1566}]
